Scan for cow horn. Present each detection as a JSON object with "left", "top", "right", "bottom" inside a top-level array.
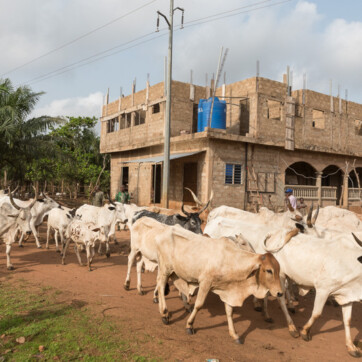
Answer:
[
  {"left": 8, "top": 187, "right": 21, "bottom": 210},
  {"left": 351, "top": 233, "right": 362, "bottom": 248},
  {"left": 181, "top": 203, "right": 191, "bottom": 217},
  {"left": 11, "top": 184, "right": 19, "bottom": 195},
  {"left": 184, "top": 187, "right": 202, "bottom": 206},
  {"left": 197, "top": 190, "right": 214, "bottom": 215},
  {"left": 286, "top": 198, "right": 294, "bottom": 212},
  {"left": 28, "top": 186, "right": 38, "bottom": 209},
  {"left": 312, "top": 205, "right": 319, "bottom": 225},
  {"left": 291, "top": 215, "right": 303, "bottom": 222},
  {"left": 285, "top": 228, "right": 299, "bottom": 244},
  {"left": 306, "top": 203, "right": 313, "bottom": 228}
]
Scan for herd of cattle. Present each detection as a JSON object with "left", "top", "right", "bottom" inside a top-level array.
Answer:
[{"left": 0, "top": 187, "right": 361, "bottom": 358}]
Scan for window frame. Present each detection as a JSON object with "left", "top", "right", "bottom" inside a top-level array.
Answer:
[{"left": 224, "top": 163, "right": 242, "bottom": 185}]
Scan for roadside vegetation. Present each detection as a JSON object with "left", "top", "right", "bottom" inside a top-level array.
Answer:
[
  {"left": 0, "top": 279, "right": 159, "bottom": 361},
  {"left": 0, "top": 78, "right": 109, "bottom": 197}
]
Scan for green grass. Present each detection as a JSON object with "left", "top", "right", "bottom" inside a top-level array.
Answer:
[{"left": 0, "top": 280, "right": 160, "bottom": 361}]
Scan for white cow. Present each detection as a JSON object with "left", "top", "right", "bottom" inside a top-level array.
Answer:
[
  {"left": 0, "top": 190, "right": 37, "bottom": 269},
  {"left": 264, "top": 232, "right": 362, "bottom": 357},
  {"left": 46, "top": 207, "right": 76, "bottom": 252},
  {"left": 0, "top": 193, "right": 61, "bottom": 248},
  {"left": 61, "top": 219, "right": 108, "bottom": 271},
  {"left": 75, "top": 202, "right": 128, "bottom": 257}
]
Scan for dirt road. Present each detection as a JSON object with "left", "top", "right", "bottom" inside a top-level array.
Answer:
[{"left": 0, "top": 226, "right": 361, "bottom": 361}]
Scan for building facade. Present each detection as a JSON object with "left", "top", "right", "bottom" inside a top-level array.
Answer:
[{"left": 100, "top": 76, "right": 362, "bottom": 211}]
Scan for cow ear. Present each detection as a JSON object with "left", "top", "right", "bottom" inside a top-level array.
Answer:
[
  {"left": 108, "top": 206, "right": 115, "bottom": 211},
  {"left": 175, "top": 214, "right": 185, "bottom": 221},
  {"left": 92, "top": 227, "right": 100, "bottom": 232}
]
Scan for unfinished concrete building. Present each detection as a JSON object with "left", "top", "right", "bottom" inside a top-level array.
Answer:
[{"left": 100, "top": 75, "right": 362, "bottom": 211}]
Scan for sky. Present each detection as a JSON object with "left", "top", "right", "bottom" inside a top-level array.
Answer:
[{"left": 1, "top": 0, "right": 362, "bottom": 129}]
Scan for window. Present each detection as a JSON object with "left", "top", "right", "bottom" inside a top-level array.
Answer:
[
  {"left": 225, "top": 164, "right": 242, "bottom": 185},
  {"left": 267, "top": 100, "right": 281, "bottom": 120},
  {"left": 106, "top": 117, "right": 118, "bottom": 133},
  {"left": 134, "top": 110, "right": 146, "bottom": 126},
  {"left": 152, "top": 103, "right": 160, "bottom": 114},
  {"left": 312, "top": 109, "right": 325, "bottom": 129},
  {"left": 355, "top": 119, "right": 362, "bottom": 136},
  {"left": 120, "top": 113, "right": 131, "bottom": 129}
]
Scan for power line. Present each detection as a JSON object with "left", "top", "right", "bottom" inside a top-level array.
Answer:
[
  {"left": 25, "top": 0, "right": 292, "bottom": 85},
  {"left": 0, "top": 0, "right": 157, "bottom": 77}
]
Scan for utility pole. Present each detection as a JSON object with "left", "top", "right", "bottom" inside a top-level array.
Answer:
[{"left": 156, "top": 1, "right": 184, "bottom": 208}]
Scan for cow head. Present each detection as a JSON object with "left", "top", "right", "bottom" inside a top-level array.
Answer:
[
  {"left": 179, "top": 199, "right": 211, "bottom": 234},
  {"left": 256, "top": 253, "right": 283, "bottom": 298},
  {"left": 109, "top": 199, "right": 128, "bottom": 224},
  {"left": 7, "top": 187, "right": 37, "bottom": 235}
]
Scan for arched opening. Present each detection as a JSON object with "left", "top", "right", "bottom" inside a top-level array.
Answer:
[
  {"left": 322, "top": 165, "right": 343, "bottom": 205},
  {"left": 285, "top": 162, "right": 317, "bottom": 186},
  {"left": 348, "top": 167, "right": 362, "bottom": 188}
]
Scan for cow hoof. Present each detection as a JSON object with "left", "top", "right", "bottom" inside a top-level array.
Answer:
[
  {"left": 124, "top": 283, "right": 130, "bottom": 291},
  {"left": 19, "top": 244, "right": 24, "bottom": 248},
  {"left": 265, "top": 317, "right": 274, "bottom": 323},
  {"left": 288, "top": 307, "right": 296, "bottom": 314},
  {"left": 88, "top": 268, "right": 92, "bottom": 272},
  {"left": 161, "top": 317, "right": 169, "bottom": 325},
  {"left": 153, "top": 298, "right": 159, "bottom": 304},
  {"left": 289, "top": 329, "right": 300, "bottom": 338},
  {"left": 301, "top": 331, "right": 311, "bottom": 341},
  {"left": 254, "top": 306, "right": 262, "bottom": 312},
  {"left": 7, "top": 266, "right": 14, "bottom": 271},
  {"left": 106, "top": 252, "right": 110, "bottom": 258},
  {"left": 235, "top": 338, "right": 243, "bottom": 345},
  {"left": 186, "top": 327, "right": 194, "bottom": 335},
  {"left": 348, "top": 349, "right": 361, "bottom": 358},
  {"left": 37, "top": 246, "right": 42, "bottom": 249},
  {"left": 60, "top": 253, "right": 63, "bottom": 257},
  {"left": 138, "top": 290, "right": 144, "bottom": 296},
  {"left": 56, "top": 249, "right": 61, "bottom": 253}
]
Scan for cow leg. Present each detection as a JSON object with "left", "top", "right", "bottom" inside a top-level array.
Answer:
[
  {"left": 31, "top": 221, "right": 41, "bottom": 248},
  {"left": 342, "top": 303, "right": 361, "bottom": 357},
  {"left": 46, "top": 225, "right": 51, "bottom": 249},
  {"left": 124, "top": 249, "right": 138, "bottom": 290},
  {"left": 86, "top": 244, "right": 92, "bottom": 271},
  {"left": 6, "top": 244, "right": 14, "bottom": 270},
  {"left": 89, "top": 246, "right": 95, "bottom": 270},
  {"left": 74, "top": 244, "right": 84, "bottom": 266},
  {"left": 18, "top": 232, "right": 24, "bottom": 247},
  {"left": 105, "top": 240, "right": 110, "bottom": 258},
  {"left": 285, "top": 278, "right": 296, "bottom": 313},
  {"left": 153, "top": 287, "right": 159, "bottom": 304},
  {"left": 181, "top": 293, "right": 193, "bottom": 313},
  {"left": 225, "top": 303, "right": 242, "bottom": 344},
  {"left": 277, "top": 294, "right": 299, "bottom": 338},
  {"left": 136, "top": 259, "right": 144, "bottom": 295},
  {"left": 61, "top": 238, "right": 71, "bottom": 265},
  {"left": 56, "top": 230, "right": 62, "bottom": 253},
  {"left": 185, "top": 282, "right": 210, "bottom": 335},
  {"left": 262, "top": 296, "right": 273, "bottom": 323},
  {"left": 253, "top": 297, "right": 263, "bottom": 312},
  {"left": 97, "top": 241, "right": 103, "bottom": 255},
  {"left": 301, "top": 290, "right": 329, "bottom": 341},
  {"left": 156, "top": 271, "right": 170, "bottom": 325}
]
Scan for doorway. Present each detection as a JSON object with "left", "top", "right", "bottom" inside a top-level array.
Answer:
[
  {"left": 183, "top": 162, "right": 198, "bottom": 203},
  {"left": 152, "top": 164, "right": 162, "bottom": 204},
  {"left": 121, "top": 167, "right": 129, "bottom": 191}
]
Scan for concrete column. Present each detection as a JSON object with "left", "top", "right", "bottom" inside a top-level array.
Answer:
[
  {"left": 316, "top": 171, "right": 322, "bottom": 206},
  {"left": 342, "top": 172, "right": 349, "bottom": 208}
]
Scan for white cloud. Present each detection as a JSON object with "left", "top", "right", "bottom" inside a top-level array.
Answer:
[{"left": 31, "top": 92, "right": 103, "bottom": 118}]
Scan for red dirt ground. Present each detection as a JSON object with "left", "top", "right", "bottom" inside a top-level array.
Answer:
[{"left": 0, "top": 225, "right": 361, "bottom": 361}]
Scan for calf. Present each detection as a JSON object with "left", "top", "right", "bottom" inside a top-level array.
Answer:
[
  {"left": 62, "top": 220, "right": 108, "bottom": 271},
  {"left": 46, "top": 207, "right": 76, "bottom": 252}
]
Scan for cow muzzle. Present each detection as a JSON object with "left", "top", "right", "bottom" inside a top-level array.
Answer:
[{"left": 277, "top": 292, "right": 283, "bottom": 298}]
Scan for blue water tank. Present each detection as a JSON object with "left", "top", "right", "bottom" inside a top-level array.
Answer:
[
  {"left": 198, "top": 97, "right": 226, "bottom": 132},
  {"left": 197, "top": 99, "right": 206, "bottom": 132}
]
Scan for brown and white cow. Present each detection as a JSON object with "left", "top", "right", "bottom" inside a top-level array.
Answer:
[{"left": 132, "top": 218, "right": 283, "bottom": 343}]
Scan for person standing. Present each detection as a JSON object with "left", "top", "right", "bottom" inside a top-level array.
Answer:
[
  {"left": 92, "top": 186, "right": 104, "bottom": 207},
  {"left": 285, "top": 188, "right": 297, "bottom": 210},
  {"left": 297, "top": 197, "right": 307, "bottom": 216},
  {"left": 115, "top": 185, "right": 130, "bottom": 204}
]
